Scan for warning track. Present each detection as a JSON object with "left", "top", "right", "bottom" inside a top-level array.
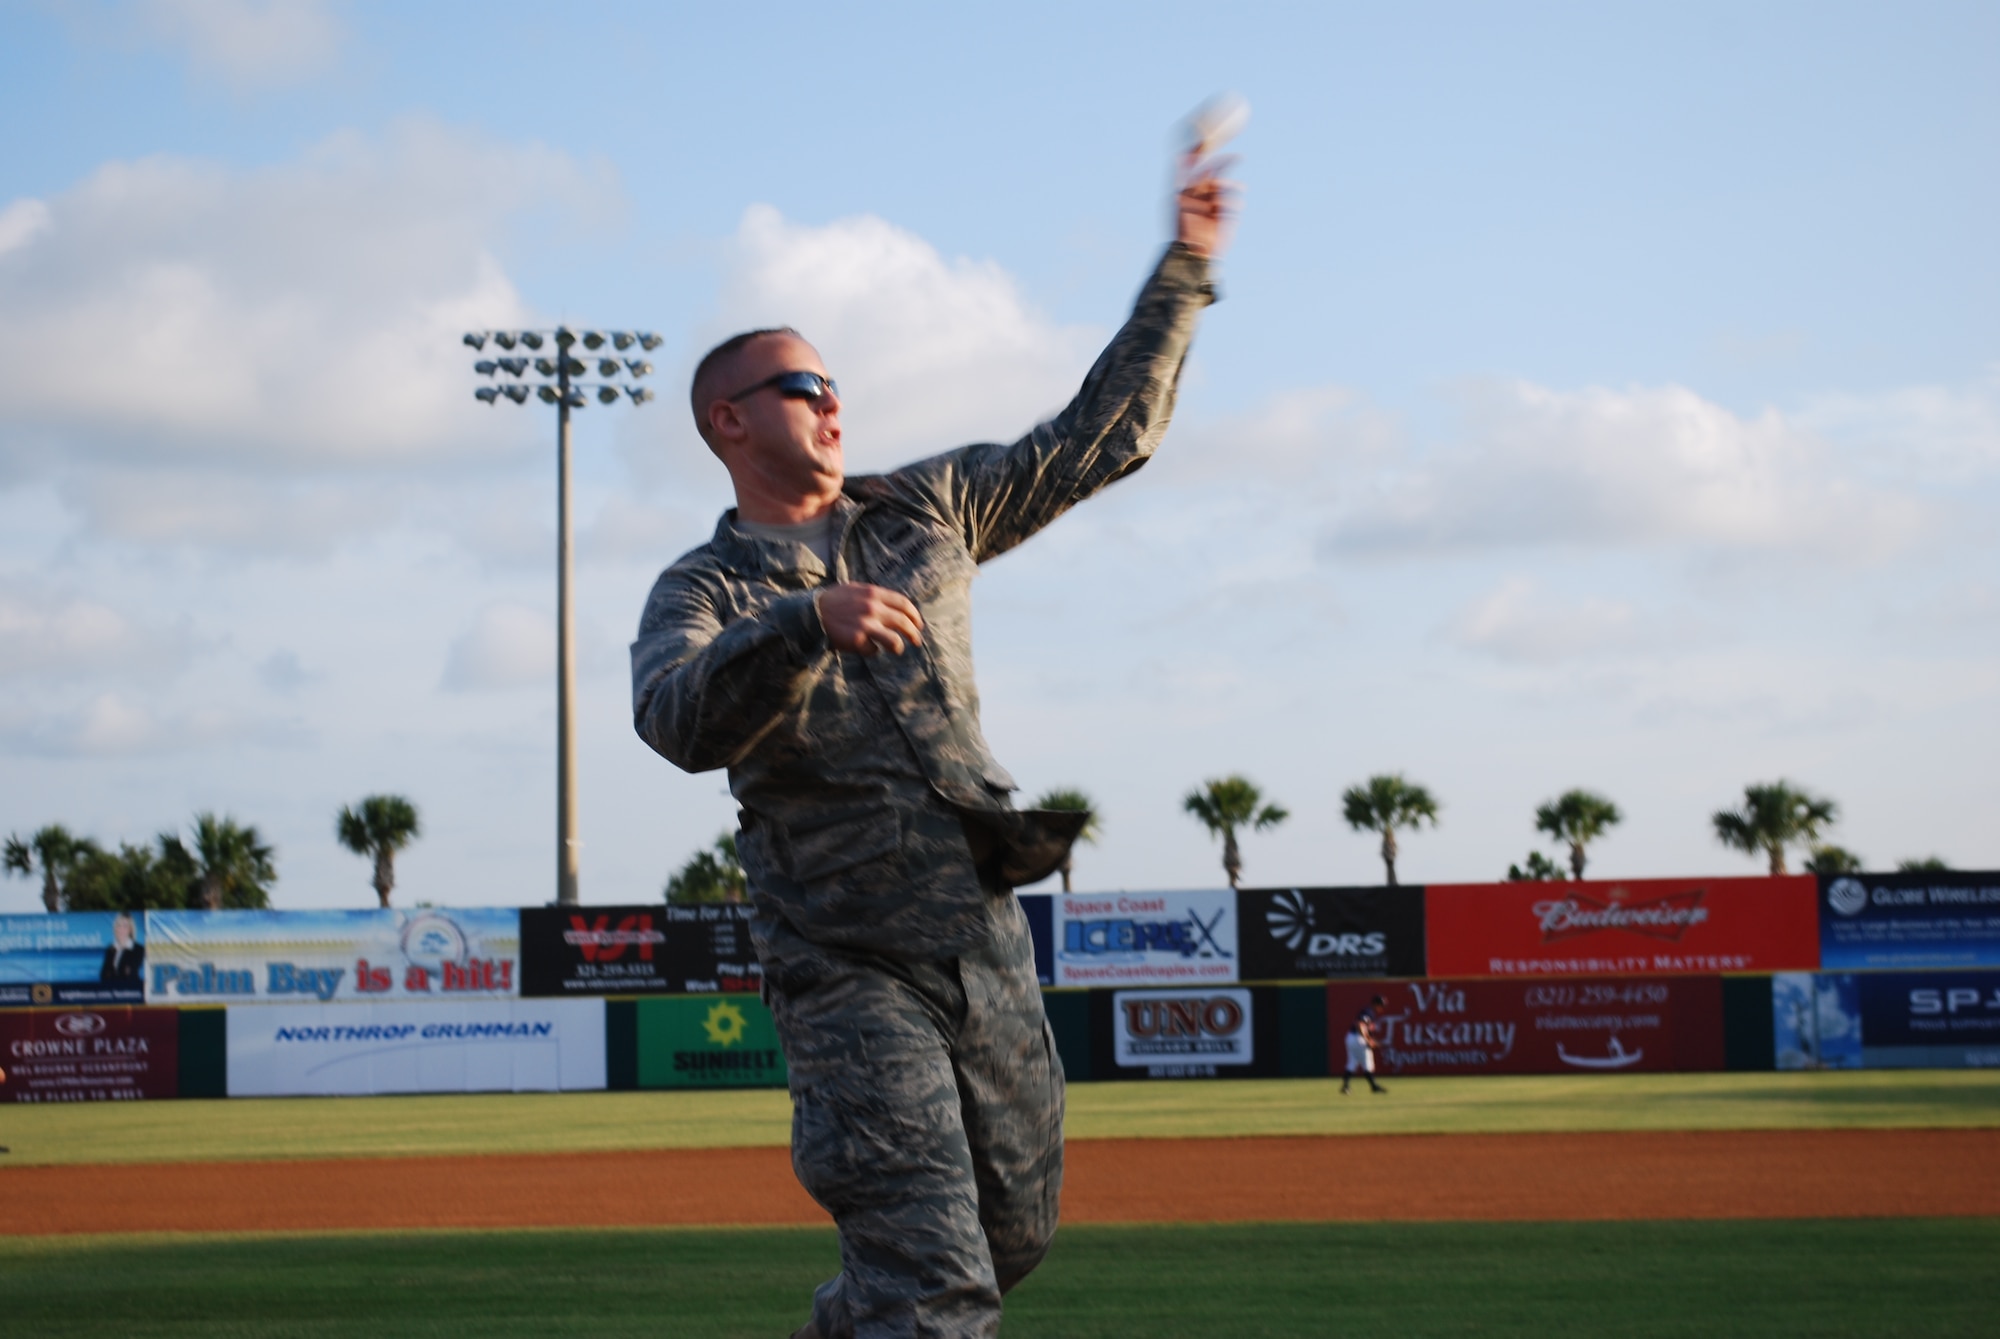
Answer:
[{"left": 5, "top": 1129, "right": 1995, "bottom": 1236}]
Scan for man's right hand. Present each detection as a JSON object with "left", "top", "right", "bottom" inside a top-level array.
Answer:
[{"left": 816, "top": 583, "right": 925, "bottom": 656}]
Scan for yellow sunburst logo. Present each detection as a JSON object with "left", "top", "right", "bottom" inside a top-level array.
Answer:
[{"left": 702, "top": 1000, "right": 747, "bottom": 1047}]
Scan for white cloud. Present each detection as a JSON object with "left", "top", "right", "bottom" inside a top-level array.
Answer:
[
  {"left": 54, "top": 0, "right": 345, "bottom": 90},
  {"left": 0, "top": 200, "right": 51, "bottom": 257},
  {"left": 0, "top": 691, "right": 303, "bottom": 755},
  {"left": 1448, "top": 577, "right": 1653, "bottom": 664},
  {"left": 441, "top": 602, "right": 552, "bottom": 691},
  {"left": 0, "top": 122, "right": 605, "bottom": 481},
  {"left": 0, "top": 581, "right": 201, "bottom": 678},
  {"left": 703, "top": 205, "right": 1103, "bottom": 471},
  {"left": 1325, "top": 380, "right": 1928, "bottom": 558},
  {"left": 1801, "top": 369, "right": 2000, "bottom": 481}
]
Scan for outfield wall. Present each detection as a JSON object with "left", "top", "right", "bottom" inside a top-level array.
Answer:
[{"left": 2, "top": 872, "right": 1995, "bottom": 1099}]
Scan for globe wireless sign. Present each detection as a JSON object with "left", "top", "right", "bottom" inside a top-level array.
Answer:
[{"left": 1236, "top": 886, "right": 1426, "bottom": 980}]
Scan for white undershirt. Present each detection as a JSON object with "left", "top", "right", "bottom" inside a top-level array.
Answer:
[{"left": 736, "top": 513, "right": 836, "bottom": 567}]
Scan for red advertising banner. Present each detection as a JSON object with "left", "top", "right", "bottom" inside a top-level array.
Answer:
[
  {"left": 0, "top": 1006, "right": 180, "bottom": 1102},
  {"left": 1328, "top": 976, "right": 1725, "bottom": 1076},
  {"left": 1424, "top": 876, "right": 1819, "bottom": 977}
]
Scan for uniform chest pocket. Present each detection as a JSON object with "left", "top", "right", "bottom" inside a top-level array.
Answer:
[{"left": 866, "top": 525, "right": 975, "bottom": 604}]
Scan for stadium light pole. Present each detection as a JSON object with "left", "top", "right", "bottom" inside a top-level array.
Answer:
[{"left": 463, "top": 326, "right": 661, "bottom": 905}]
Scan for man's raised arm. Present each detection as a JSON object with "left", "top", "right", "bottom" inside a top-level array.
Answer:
[{"left": 898, "top": 157, "right": 1237, "bottom": 563}]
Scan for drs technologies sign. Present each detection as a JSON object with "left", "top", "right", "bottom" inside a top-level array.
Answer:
[
  {"left": 1237, "top": 887, "right": 1425, "bottom": 980},
  {"left": 1054, "top": 890, "right": 1236, "bottom": 987}
]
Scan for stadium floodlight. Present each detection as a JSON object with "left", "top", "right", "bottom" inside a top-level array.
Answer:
[{"left": 462, "top": 320, "right": 659, "bottom": 906}]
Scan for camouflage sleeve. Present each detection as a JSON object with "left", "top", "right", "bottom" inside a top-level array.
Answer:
[
  {"left": 893, "top": 242, "right": 1216, "bottom": 563},
  {"left": 630, "top": 568, "right": 825, "bottom": 773}
]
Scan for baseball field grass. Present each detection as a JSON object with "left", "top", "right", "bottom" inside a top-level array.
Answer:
[
  {"left": 5, "top": 1069, "right": 1997, "bottom": 1165},
  {"left": 3, "top": 1219, "right": 1996, "bottom": 1338}
]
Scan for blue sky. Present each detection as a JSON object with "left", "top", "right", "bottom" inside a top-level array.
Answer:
[{"left": 2, "top": 0, "right": 1995, "bottom": 910}]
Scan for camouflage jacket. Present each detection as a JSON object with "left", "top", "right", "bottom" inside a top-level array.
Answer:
[{"left": 632, "top": 243, "right": 1215, "bottom": 958}]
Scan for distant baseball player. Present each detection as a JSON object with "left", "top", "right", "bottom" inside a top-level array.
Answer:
[
  {"left": 631, "top": 143, "right": 1236, "bottom": 1335},
  {"left": 1341, "top": 993, "right": 1389, "bottom": 1095}
]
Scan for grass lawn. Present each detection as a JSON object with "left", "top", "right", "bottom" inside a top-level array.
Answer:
[
  {"left": 1, "top": 1219, "right": 1993, "bottom": 1338},
  {"left": 2, "top": 1070, "right": 1996, "bottom": 1167}
]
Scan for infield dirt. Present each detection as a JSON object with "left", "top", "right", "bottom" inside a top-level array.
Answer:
[{"left": 8, "top": 1128, "right": 1996, "bottom": 1235}]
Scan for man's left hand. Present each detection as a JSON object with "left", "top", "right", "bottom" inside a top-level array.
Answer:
[{"left": 1175, "top": 152, "right": 1239, "bottom": 260}]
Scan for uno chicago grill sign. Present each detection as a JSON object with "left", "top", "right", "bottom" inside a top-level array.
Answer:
[{"left": 1424, "top": 876, "right": 1820, "bottom": 977}]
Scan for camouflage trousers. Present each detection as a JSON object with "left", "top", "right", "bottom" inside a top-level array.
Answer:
[{"left": 758, "top": 891, "right": 1065, "bottom": 1338}]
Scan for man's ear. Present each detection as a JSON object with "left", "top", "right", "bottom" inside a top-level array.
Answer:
[{"left": 705, "top": 398, "right": 745, "bottom": 455}]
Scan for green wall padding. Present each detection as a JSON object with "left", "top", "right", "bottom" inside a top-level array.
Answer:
[
  {"left": 1722, "top": 975, "right": 1775, "bottom": 1072},
  {"left": 1278, "top": 985, "right": 1330, "bottom": 1077},
  {"left": 177, "top": 1007, "right": 227, "bottom": 1098},
  {"left": 1042, "top": 989, "right": 1091, "bottom": 1083},
  {"left": 606, "top": 999, "right": 638, "bottom": 1091}
]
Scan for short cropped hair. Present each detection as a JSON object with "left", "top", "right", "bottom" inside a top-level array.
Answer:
[{"left": 689, "top": 326, "right": 801, "bottom": 448}]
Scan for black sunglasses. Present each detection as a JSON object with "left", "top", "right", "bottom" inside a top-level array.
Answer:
[{"left": 725, "top": 370, "right": 839, "bottom": 403}]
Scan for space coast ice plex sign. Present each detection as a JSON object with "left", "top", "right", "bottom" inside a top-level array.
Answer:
[
  {"left": 145, "top": 909, "right": 520, "bottom": 1003},
  {"left": 1053, "top": 890, "right": 1237, "bottom": 987}
]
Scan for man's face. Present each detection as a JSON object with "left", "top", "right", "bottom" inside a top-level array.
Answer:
[{"left": 712, "top": 333, "right": 843, "bottom": 496}]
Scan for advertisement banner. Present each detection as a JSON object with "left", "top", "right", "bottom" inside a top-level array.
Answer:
[
  {"left": 1425, "top": 876, "right": 1819, "bottom": 977},
  {"left": 1053, "top": 890, "right": 1237, "bottom": 988},
  {"left": 520, "top": 904, "right": 761, "bottom": 996},
  {"left": 635, "top": 994, "right": 787, "bottom": 1089},
  {"left": 0, "top": 912, "right": 147, "bottom": 1006},
  {"left": 146, "top": 908, "right": 520, "bottom": 1004},
  {"left": 1858, "top": 971, "right": 2000, "bottom": 1068},
  {"left": 1818, "top": 872, "right": 2000, "bottom": 970},
  {"left": 1771, "top": 972, "right": 1863, "bottom": 1070},
  {"left": 1104, "top": 987, "right": 1256, "bottom": 1079},
  {"left": 1019, "top": 893, "right": 1054, "bottom": 987},
  {"left": 225, "top": 998, "right": 606, "bottom": 1096},
  {"left": 1327, "top": 976, "right": 1726, "bottom": 1076},
  {"left": 0, "top": 1006, "right": 179, "bottom": 1102},
  {"left": 1235, "top": 886, "right": 1426, "bottom": 980}
]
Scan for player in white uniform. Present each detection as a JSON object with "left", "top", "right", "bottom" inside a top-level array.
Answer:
[{"left": 1341, "top": 993, "right": 1389, "bottom": 1095}]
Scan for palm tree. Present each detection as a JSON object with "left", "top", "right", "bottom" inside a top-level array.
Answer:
[
  {"left": 1534, "top": 789, "right": 1623, "bottom": 880},
  {"left": 3, "top": 825, "right": 100, "bottom": 912},
  {"left": 169, "top": 812, "right": 277, "bottom": 910},
  {"left": 1506, "top": 850, "right": 1567, "bottom": 882},
  {"left": 1183, "top": 776, "right": 1288, "bottom": 890},
  {"left": 1033, "top": 788, "right": 1101, "bottom": 893},
  {"left": 666, "top": 832, "right": 747, "bottom": 905},
  {"left": 1805, "top": 845, "right": 1864, "bottom": 875},
  {"left": 1342, "top": 774, "right": 1440, "bottom": 887},
  {"left": 336, "top": 795, "right": 422, "bottom": 908},
  {"left": 1898, "top": 856, "right": 1951, "bottom": 872},
  {"left": 1711, "top": 782, "right": 1837, "bottom": 876}
]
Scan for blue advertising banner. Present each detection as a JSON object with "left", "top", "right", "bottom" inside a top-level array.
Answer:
[
  {"left": 0, "top": 913, "right": 146, "bottom": 1006},
  {"left": 1819, "top": 872, "right": 2000, "bottom": 969},
  {"left": 146, "top": 908, "right": 520, "bottom": 1003},
  {"left": 1858, "top": 970, "right": 2000, "bottom": 1068},
  {"left": 1771, "top": 971, "right": 1862, "bottom": 1070},
  {"left": 1053, "top": 890, "right": 1237, "bottom": 988},
  {"left": 1019, "top": 893, "right": 1053, "bottom": 987}
]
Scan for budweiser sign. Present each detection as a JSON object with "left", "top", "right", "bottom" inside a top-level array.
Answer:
[
  {"left": 1531, "top": 887, "right": 1708, "bottom": 943},
  {"left": 1424, "top": 876, "right": 1819, "bottom": 977}
]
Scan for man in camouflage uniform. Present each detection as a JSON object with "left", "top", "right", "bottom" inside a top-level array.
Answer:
[{"left": 631, "top": 157, "right": 1234, "bottom": 1337}]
